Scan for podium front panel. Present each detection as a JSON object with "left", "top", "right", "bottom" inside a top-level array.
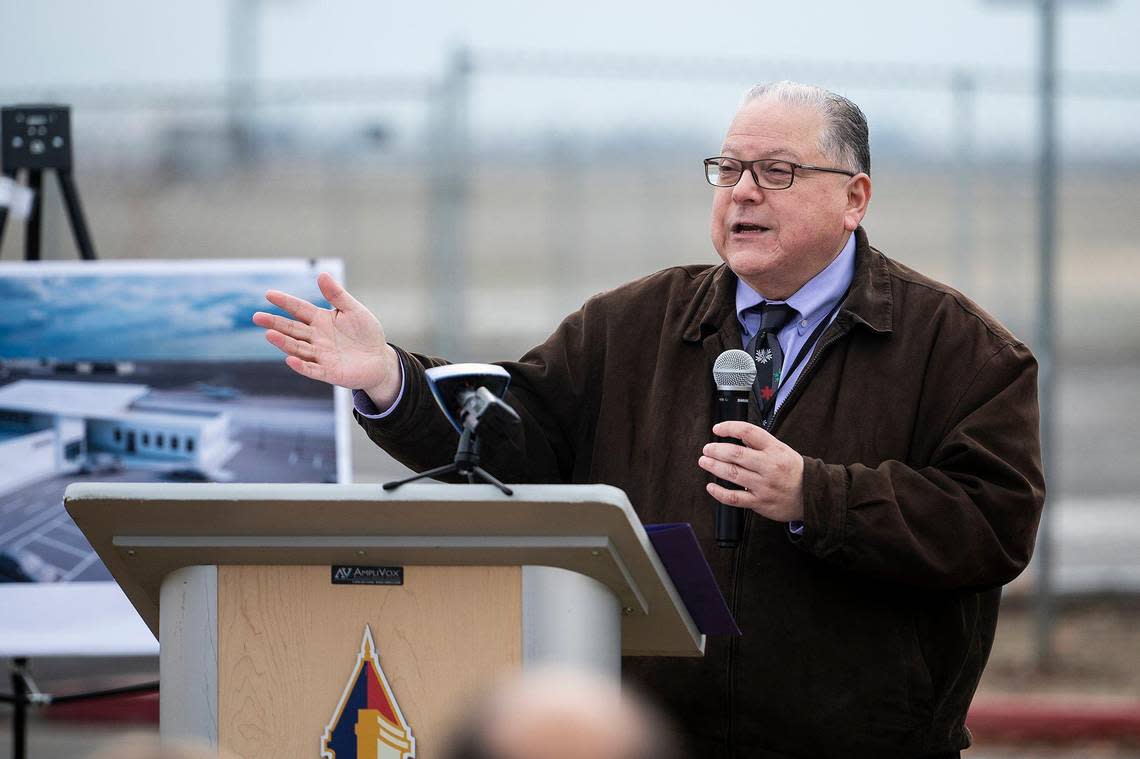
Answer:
[{"left": 213, "top": 564, "right": 521, "bottom": 758}]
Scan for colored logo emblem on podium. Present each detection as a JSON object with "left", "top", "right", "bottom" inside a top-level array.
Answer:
[{"left": 321, "top": 626, "right": 415, "bottom": 759}]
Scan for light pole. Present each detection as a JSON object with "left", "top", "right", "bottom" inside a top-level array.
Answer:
[{"left": 984, "top": 0, "right": 1110, "bottom": 669}]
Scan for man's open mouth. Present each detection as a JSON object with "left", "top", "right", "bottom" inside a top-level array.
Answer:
[{"left": 732, "top": 223, "right": 770, "bottom": 233}]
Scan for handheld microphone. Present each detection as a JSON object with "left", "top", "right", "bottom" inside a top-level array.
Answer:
[{"left": 712, "top": 349, "right": 756, "bottom": 548}]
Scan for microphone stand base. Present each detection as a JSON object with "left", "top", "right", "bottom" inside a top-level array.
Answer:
[{"left": 381, "top": 428, "right": 514, "bottom": 496}]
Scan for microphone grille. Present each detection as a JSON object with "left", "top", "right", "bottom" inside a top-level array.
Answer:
[{"left": 713, "top": 349, "right": 757, "bottom": 390}]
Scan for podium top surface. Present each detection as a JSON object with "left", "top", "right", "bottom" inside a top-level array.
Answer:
[{"left": 65, "top": 482, "right": 704, "bottom": 657}]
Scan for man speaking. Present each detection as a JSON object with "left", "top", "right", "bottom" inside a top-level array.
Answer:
[{"left": 254, "top": 82, "right": 1045, "bottom": 758}]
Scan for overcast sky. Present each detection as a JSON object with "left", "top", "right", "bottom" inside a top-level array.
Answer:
[
  {"left": 2, "top": 1, "right": 1138, "bottom": 154},
  {"left": 4, "top": 0, "right": 1137, "bottom": 83}
]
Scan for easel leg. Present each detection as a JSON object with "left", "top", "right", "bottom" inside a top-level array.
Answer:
[
  {"left": 56, "top": 169, "right": 98, "bottom": 260},
  {"left": 10, "top": 657, "right": 28, "bottom": 759},
  {"left": 25, "top": 170, "right": 43, "bottom": 261}
]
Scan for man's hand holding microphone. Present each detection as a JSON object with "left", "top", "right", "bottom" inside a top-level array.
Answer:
[{"left": 700, "top": 349, "right": 805, "bottom": 547}]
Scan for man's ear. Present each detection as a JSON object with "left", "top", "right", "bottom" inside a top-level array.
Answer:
[{"left": 843, "top": 174, "right": 872, "bottom": 232}]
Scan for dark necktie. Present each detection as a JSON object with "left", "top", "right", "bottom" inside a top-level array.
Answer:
[{"left": 745, "top": 303, "right": 797, "bottom": 419}]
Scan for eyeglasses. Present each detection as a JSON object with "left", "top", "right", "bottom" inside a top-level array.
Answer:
[{"left": 704, "top": 157, "right": 856, "bottom": 189}]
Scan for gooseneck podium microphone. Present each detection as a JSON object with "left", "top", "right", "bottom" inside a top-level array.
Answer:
[{"left": 712, "top": 349, "right": 757, "bottom": 549}]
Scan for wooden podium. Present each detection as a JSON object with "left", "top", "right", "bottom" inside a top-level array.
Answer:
[{"left": 65, "top": 482, "right": 703, "bottom": 757}]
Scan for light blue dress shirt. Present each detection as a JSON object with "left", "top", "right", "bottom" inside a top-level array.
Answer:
[
  {"left": 734, "top": 232, "right": 856, "bottom": 417},
  {"left": 354, "top": 364, "right": 405, "bottom": 419}
]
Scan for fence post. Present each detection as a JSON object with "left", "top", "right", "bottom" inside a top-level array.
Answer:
[
  {"left": 427, "top": 46, "right": 473, "bottom": 358},
  {"left": 1033, "top": 0, "right": 1059, "bottom": 671},
  {"left": 951, "top": 70, "right": 976, "bottom": 297},
  {"left": 546, "top": 136, "right": 587, "bottom": 315}
]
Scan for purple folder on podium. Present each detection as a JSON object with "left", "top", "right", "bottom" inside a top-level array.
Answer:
[{"left": 645, "top": 523, "right": 741, "bottom": 636}]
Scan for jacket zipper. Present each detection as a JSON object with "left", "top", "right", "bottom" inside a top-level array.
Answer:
[
  {"left": 724, "top": 319, "right": 850, "bottom": 756},
  {"left": 765, "top": 319, "right": 850, "bottom": 435},
  {"left": 726, "top": 513, "right": 750, "bottom": 757}
]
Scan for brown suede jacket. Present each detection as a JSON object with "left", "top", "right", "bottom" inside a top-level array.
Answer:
[{"left": 356, "top": 228, "right": 1045, "bottom": 759}]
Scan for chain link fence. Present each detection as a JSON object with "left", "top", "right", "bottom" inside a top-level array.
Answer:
[{"left": 2, "top": 49, "right": 1139, "bottom": 596}]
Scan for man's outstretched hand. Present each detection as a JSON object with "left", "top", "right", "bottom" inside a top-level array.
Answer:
[{"left": 252, "top": 272, "right": 401, "bottom": 408}]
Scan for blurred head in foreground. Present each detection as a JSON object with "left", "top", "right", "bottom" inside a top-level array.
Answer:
[
  {"left": 444, "top": 666, "right": 681, "bottom": 759},
  {"left": 87, "top": 734, "right": 228, "bottom": 759}
]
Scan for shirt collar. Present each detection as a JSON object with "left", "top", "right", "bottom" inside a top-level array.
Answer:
[{"left": 735, "top": 232, "right": 857, "bottom": 330}]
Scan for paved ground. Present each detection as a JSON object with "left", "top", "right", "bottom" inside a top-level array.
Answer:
[{"left": 981, "top": 598, "right": 1140, "bottom": 700}]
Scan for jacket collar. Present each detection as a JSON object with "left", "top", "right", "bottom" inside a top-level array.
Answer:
[
  {"left": 843, "top": 227, "right": 893, "bottom": 334},
  {"left": 682, "top": 226, "right": 893, "bottom": 342}
]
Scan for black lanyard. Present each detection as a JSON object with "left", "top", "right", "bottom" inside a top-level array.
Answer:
[{"left": 750, "top": 291, "right": 848, "bottom": 423}]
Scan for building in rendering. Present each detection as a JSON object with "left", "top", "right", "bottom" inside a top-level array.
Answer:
[{"left": 0, "top": 379, "right": 234, "bottom": 497}]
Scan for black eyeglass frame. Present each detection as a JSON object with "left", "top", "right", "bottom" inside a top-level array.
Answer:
[{"left": 703, "top": 156, "right": 857, "bottom": 189}]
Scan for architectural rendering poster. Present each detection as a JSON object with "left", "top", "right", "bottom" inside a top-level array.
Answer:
[{"left": 0, "top": 259, "right": 350, "bottom": 655}]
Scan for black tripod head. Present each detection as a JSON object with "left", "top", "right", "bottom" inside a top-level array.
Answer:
[
  {"left": 457, "top": 385, "right": 521, "bottom": 437},
  {"left": 0, "top": 103, "right": 97, "bottom": 261},
  {"left": 3, "top": 105, "right": 74, "bottom": 172}
]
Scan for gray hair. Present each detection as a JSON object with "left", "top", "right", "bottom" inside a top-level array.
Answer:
[{"left": 739, "top": 81, "right": 870, "bottom": 176}]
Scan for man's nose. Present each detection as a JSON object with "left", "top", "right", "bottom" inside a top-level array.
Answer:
[{"left": 731, "top": 168, "right": 765, "bottom": 203}]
